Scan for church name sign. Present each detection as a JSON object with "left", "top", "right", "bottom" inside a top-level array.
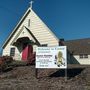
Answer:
[{"left": 36, "top": 46, "right": 67, "bottom": 69}]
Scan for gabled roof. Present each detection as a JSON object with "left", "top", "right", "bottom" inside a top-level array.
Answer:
[
  {"left": 2, "top": 8, "right": 31, "bottom": 48},
  {"left": 2, "top": 8, "right": 59, "bottom": 48},
  {"left": 65, "top": 38, "right": 90, "bottom": 55},
  {"left": 11, "top": 26, "right": 40, "bottom": 45},
  {"left": 25, "top": 26, "right": 40, "bottom": 45}
]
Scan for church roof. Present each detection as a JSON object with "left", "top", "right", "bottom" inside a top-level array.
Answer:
[
  {"left": 65, "top": 38, "right": 90, "bottom": 55},
  {"left": 2, "top": 8, "right": 59, "bottom": 48}
]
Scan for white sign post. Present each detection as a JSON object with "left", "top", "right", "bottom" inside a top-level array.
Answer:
[{"left": 36, "top": 46, "right": 67, "bottom": 80}]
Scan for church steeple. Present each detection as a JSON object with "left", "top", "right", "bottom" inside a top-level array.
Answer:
[{"left": 29, "top": 1, "right": 34, "bottom": 9}]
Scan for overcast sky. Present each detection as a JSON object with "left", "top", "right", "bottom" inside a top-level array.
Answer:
[{"left": 0, "top": 0, "right": 90, "bottom": 50}]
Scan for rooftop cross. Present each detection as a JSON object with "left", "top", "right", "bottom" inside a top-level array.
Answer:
[{"left": 29, "top": 1, "right": 34, "bottom": 9}]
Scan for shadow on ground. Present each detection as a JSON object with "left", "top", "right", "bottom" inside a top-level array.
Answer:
[{"left": 49, "top": 68, "right": 85, "bottom": 78}]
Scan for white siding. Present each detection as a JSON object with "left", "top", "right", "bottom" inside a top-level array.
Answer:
[
  {"left": 73, "top": 55, "right": 90, "bottom": 65},
  {"left": 29, "top": 10, "right": 59, "bottom": 46}
]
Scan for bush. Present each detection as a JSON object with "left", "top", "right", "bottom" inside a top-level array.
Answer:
[
  {"left": 2, "top": 56, "right": 13, "bottom": 64},
  {"left": 0, "top": 56, "right": 13, "bottom": 71}
]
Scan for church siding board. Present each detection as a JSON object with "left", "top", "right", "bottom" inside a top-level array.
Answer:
[
  {"left": 3, "top": 48, "right": 10, "bottom": 56},
  {"left": 33, "top": 45, "right": 37, "bottom": 52},
  {"left": 29, "top": 10, "right": 59, "bottom": 46},
  {"left": 13, "top": 47, "right": 22, "bottom": 60},
  {"left": 72, "top": 55, "right": 90, "bottom": 64}
]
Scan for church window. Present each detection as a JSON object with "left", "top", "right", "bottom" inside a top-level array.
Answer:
[
  {"left": 28, "top": 19, "right": 30, "bottom": 27},
  {"left": 10, "top": 48, "right": 15, "bottom": 56}
]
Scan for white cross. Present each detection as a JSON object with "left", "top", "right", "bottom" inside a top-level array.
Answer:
[{"left": 29, "top": 1, "right": 34, "bottom": 9}]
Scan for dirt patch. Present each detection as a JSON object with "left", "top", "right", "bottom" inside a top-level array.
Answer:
[{"left": 0, "top": 65, "right": 90, "bottom": 90}]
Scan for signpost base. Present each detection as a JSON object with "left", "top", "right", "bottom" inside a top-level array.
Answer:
[
  {"left": 35, "top": 69, "right": 38, "bottom": 79},
  {"left": 65, "top": 68, "right": 67, "bottom": 82}
]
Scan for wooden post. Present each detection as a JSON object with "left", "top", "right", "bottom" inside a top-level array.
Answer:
[
  {"left": 35, "top": 68, "right": 38, "bottom": 79},
  {"left": 65, "top": 68, "right": 67, "bottom": 82}
]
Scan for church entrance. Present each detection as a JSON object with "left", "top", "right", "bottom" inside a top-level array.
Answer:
[
  {"left": 12, "top": 37, "right": 34, "bottom": 61},
  {"left": 22, "top": 44, "right": 33, "bottom": 61}
]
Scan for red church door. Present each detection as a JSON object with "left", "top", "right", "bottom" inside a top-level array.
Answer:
[
  {"left": 28, "top": 45, "right": 33, "bottom": 58},
  {"left": 22, "top": 44, "right": 33, "bottom": 61}
]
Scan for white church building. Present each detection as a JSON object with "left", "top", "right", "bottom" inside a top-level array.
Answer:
[
  {"left": 2, "top": 2, "right": 90, "bottom": 65},
  {"left": 2, "top": 3, "right": 60, "bottom": 61}
]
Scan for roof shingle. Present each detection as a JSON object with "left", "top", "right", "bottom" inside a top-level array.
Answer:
[{"left": 65, "top": 38, "right": 90, "bottom": 55}]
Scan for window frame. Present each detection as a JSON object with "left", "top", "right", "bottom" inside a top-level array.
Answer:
[
  {"left": 84, "top": 54, "right": 88, "bottom": 58},
  {"left": 10, "top": 48, "right": 15, "bottom": 57},
  {"left": 79, "top": 54, "right": 88, "bottom": 59},
  {"left": 79, "top": 54, "right": 83, "bottom": 59},
  {"left": 28, "top": 19, "right": 30, "bottom": 27}
]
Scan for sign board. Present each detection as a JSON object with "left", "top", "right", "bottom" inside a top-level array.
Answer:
[{"left": 36, "top": 46, "right": 67, "bottom": 69}]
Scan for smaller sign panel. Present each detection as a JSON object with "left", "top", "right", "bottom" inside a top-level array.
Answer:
[{"left": 36, "top": 46, "right": 67, "bottom": 69}]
